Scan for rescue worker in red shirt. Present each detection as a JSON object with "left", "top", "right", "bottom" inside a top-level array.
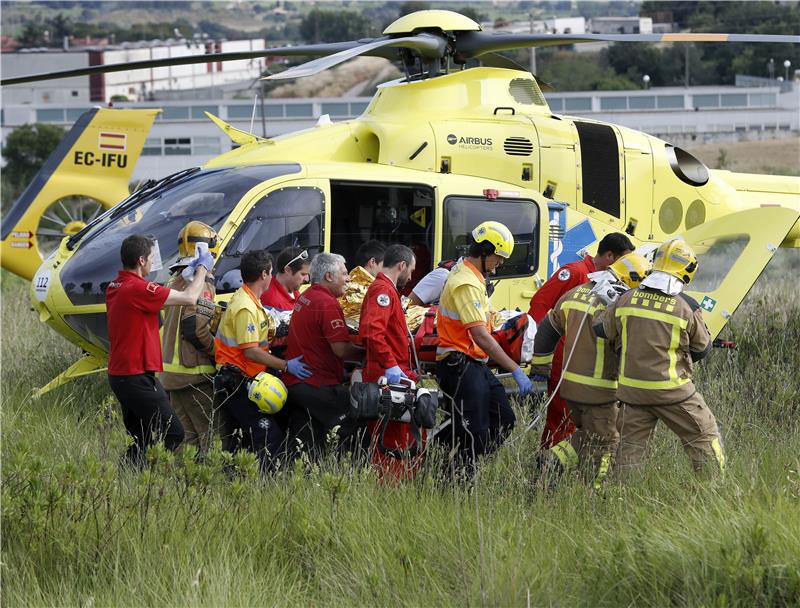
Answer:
[
  {"left": 282, "top": 253, "right": 365, "bottom": 460},
  {"left": 529, "top": 232, "right": 634, "bottom": 449},
  {"left": 106, "top": 233, "right": 213, "bottom": 467},
  {"left": 214, "top": 250, "right": 312, "bottom": 468},
  {"left": 359, "top": 244, "right": 421, "bottom": 480},
  {"left": 260, "top": 246, "right": 310, "bottom": 310}
]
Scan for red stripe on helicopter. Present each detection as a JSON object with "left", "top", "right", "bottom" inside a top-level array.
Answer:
[{"left": 99, "top": 131, "right": 127, "bottom": 151}]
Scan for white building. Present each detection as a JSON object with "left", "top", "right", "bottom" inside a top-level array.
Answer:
[
  {"left": 590, "top": 17, "right": 653, "bottom": 35},
  {"left": 1, "top": 38, "right": 266, "bottom": 106}
]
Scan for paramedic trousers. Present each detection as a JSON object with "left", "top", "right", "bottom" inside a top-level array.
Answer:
[
  {"left": 284, "top": 383, "right": 368, "bottom": 461},
  {"left": 436, "top": 354, "right": 516, "bottom": 476},
  {"left": 108, "top": 372, "right": 184, "bottom": 467},
  {"left": 213, "top": 371, "right": 284, "bottom": 470}
]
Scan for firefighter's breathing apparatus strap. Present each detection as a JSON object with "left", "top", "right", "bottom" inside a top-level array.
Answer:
[{"left": 503, "top": 299, "right": 595, "bottom": 447}]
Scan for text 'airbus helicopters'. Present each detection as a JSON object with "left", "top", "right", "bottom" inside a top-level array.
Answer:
[{"left": 1, "top": 9, "right": 799, "bottom": 394}]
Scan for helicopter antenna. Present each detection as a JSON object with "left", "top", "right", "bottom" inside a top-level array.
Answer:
[{"left": 249, "top": 95, "right": 259, "bottom": 135}]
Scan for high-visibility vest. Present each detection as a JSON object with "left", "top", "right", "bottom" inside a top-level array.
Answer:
[{"left": 436, "top": 259, "right": 492, "bottom": 362}]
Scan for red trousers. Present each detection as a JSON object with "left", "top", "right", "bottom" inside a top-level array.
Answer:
[{"left": 540, "top": 337, "right": 576, "bottom": 449}]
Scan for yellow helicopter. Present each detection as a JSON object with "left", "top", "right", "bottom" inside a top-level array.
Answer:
[{"left": 2, "top": 9, "right": 799, "bottom": 395}]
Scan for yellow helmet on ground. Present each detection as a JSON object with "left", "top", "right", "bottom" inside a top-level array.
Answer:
[
  {"left": 609, "top": 252, "right": 651, "bottom": 289},
  {"left": 471, "top": 221, "right": 514, "bottom": 259},
  {"left": 178, "top": 221, "right": 219, "bottom": 258},
  {"left": 248, "top": 372, "right": 288, "bottom": 414},
  {"left": 652, "top": 239, "right": 698, "bottom": 284}
]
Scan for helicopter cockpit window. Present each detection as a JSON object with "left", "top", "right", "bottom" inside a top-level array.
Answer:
[
  {"left": 213, "top": 186, "right": 324, "bottom": 294},
  {"left": 329, "top": 181, "right": 435, "bottom": 291},
  {"left": 59, "top": 163, "right": 301, "bottom": 309},
  {"left": 442, "top": 196, "right": 539, "bottom": 278}
]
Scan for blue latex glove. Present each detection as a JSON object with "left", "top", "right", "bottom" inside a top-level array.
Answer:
[
  {"left": 512, "top": 367, "right": 533, "bottom": 396},
  {"left": 181, "top": 258, "right": 200, "bottom": 281},
  {"left": 196, "top": 248, "right": 214, "bottom": 272},
  {"left": 287, "top": 355, "right": 312, "bottom": 379},
  {"left": 385, "top": 365, "right": 408, "bottom": 384}
]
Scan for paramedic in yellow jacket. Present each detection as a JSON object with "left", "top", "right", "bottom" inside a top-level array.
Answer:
[
  {"left": 596, "top": 239, "right": 725, "bottom": 477},
  {"left": 532, "top": 252, "right": 650, "bottom": 488},
  {"left": 160, "top": 221, "right": 220, "bottom": 454}
]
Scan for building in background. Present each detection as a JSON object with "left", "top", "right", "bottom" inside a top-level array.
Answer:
[{"left": 1, "top": 38, "right": 266, "bottom": 106}]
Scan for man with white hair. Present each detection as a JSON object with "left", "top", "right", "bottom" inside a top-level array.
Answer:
[{"left": 282, "top": 252, "right": 365, "bottom": 459}]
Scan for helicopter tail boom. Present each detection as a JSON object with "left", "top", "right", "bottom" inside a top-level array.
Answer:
[
  {"left": 712, "top": 169, "right": 800, "bottom": 247},
  {"left": 1, "top": 107, "right": 160, "bottom": 280}
]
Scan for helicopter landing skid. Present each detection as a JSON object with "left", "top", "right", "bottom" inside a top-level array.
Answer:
[{"left": 34, "top": 353, "right": 107, "bottom": 398}]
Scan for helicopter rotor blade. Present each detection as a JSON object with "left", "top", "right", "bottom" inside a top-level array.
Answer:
[
  {"left": 457, "top": 31, "right": 800, "bottom": 58},
  {"left": 263, "top": 33, "right": 447, "bottom": 80},
  {"left": 0, "top": 42, "right": 366, "bottom": 86}
]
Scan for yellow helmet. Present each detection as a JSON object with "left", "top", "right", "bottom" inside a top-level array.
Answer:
[
  {"left": 248, "top": 372, "right": 288, "bottom": 415},
  {"left": 652, "top": 239, "right": 698, "bottom": 285},
  {"left": 178, "top": 221, "right": 219, "bottom": 258},
  {"left": 471, "top": 221, "right": 514, "bottom": 259},
  {"left": 609, "top": 253, "right": 651, "bottom": 289}
]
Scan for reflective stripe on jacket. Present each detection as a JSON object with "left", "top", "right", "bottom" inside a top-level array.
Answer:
[
  {"left": 601, "top": 287, "right": 711, "bottom": 405},
  {"left": 160, "top": 272, "right": 216, "bottom": 390},
  {"left": 214, "top": 284, "right": 274, "bottom": 378},
  {"left": 537, "top": 283, "right": 618, "bottom": 405}
]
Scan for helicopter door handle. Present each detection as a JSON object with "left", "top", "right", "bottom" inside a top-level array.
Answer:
[
  {"left": 522, "top": 290, "right": 535, "bottom": 298},
  {"left": 494, "top": 107, "right": 515, "bottom": 115}
]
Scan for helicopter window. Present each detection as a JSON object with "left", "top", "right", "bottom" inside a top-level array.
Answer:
[
  {"left": 329, "top": 181, "right": 436, "bottom": 291},
  {"left": 575, "top": 121, "right": 621, "bottom": 219},
  {"left": 213, "top": 186, "right": 324, "bottom": 294},
  {"left": 442, "top": 196, "right": 539, "bottom": 279},
  {"left": 59, "top": 164, "right": 301, "bottom": 307}
]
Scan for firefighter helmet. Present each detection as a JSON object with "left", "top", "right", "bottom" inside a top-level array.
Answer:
[
  {"left": 471, "top": 221, "right": 514, "bottom": 259},
  {"left": 248, "top": 372, "right": 288, "bottom": 414},
  {"left": 178, "top": 221, "right": 219, "bottom": 258},
  {"left": 609, "top": 252, "right": 651, "bottom": 289},
  {"left": 652, "top": 239, "right": 698, "bottom": 285}
]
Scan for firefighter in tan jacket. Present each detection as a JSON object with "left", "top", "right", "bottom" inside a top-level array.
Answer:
[
  {"left": 597, "top": 239, "right": 725, "bottom": 477},
  {"left": 160, "top": 221, "right": 220, "bottom": 454},
  {"left": 532, "top": 253, "right": 650, "bottom": 488}
]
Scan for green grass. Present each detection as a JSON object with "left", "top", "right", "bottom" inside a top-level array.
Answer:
[{"left": 2, "top": 251, "right": 800, "bottom": 607}]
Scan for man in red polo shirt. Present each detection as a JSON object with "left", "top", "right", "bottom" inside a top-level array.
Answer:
[
  {"left": 260, "top": 246, "right": 310, "bottom": 310},
  {"left": 282, "top": 252, "right": 364, "bottom": 459},
  {"left": 106, "top": 233, "right": 213, "bottom": 466},
  {"left": 528, "top": 232, "right": 633, "bottom": 449},
  {"left": 359, "top": 244, "right": 422, "bottom": 480}
]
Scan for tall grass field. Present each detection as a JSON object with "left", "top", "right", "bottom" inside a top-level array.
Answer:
[{"left": 2, "top": 251, "right": 799, "bottom": 607}]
